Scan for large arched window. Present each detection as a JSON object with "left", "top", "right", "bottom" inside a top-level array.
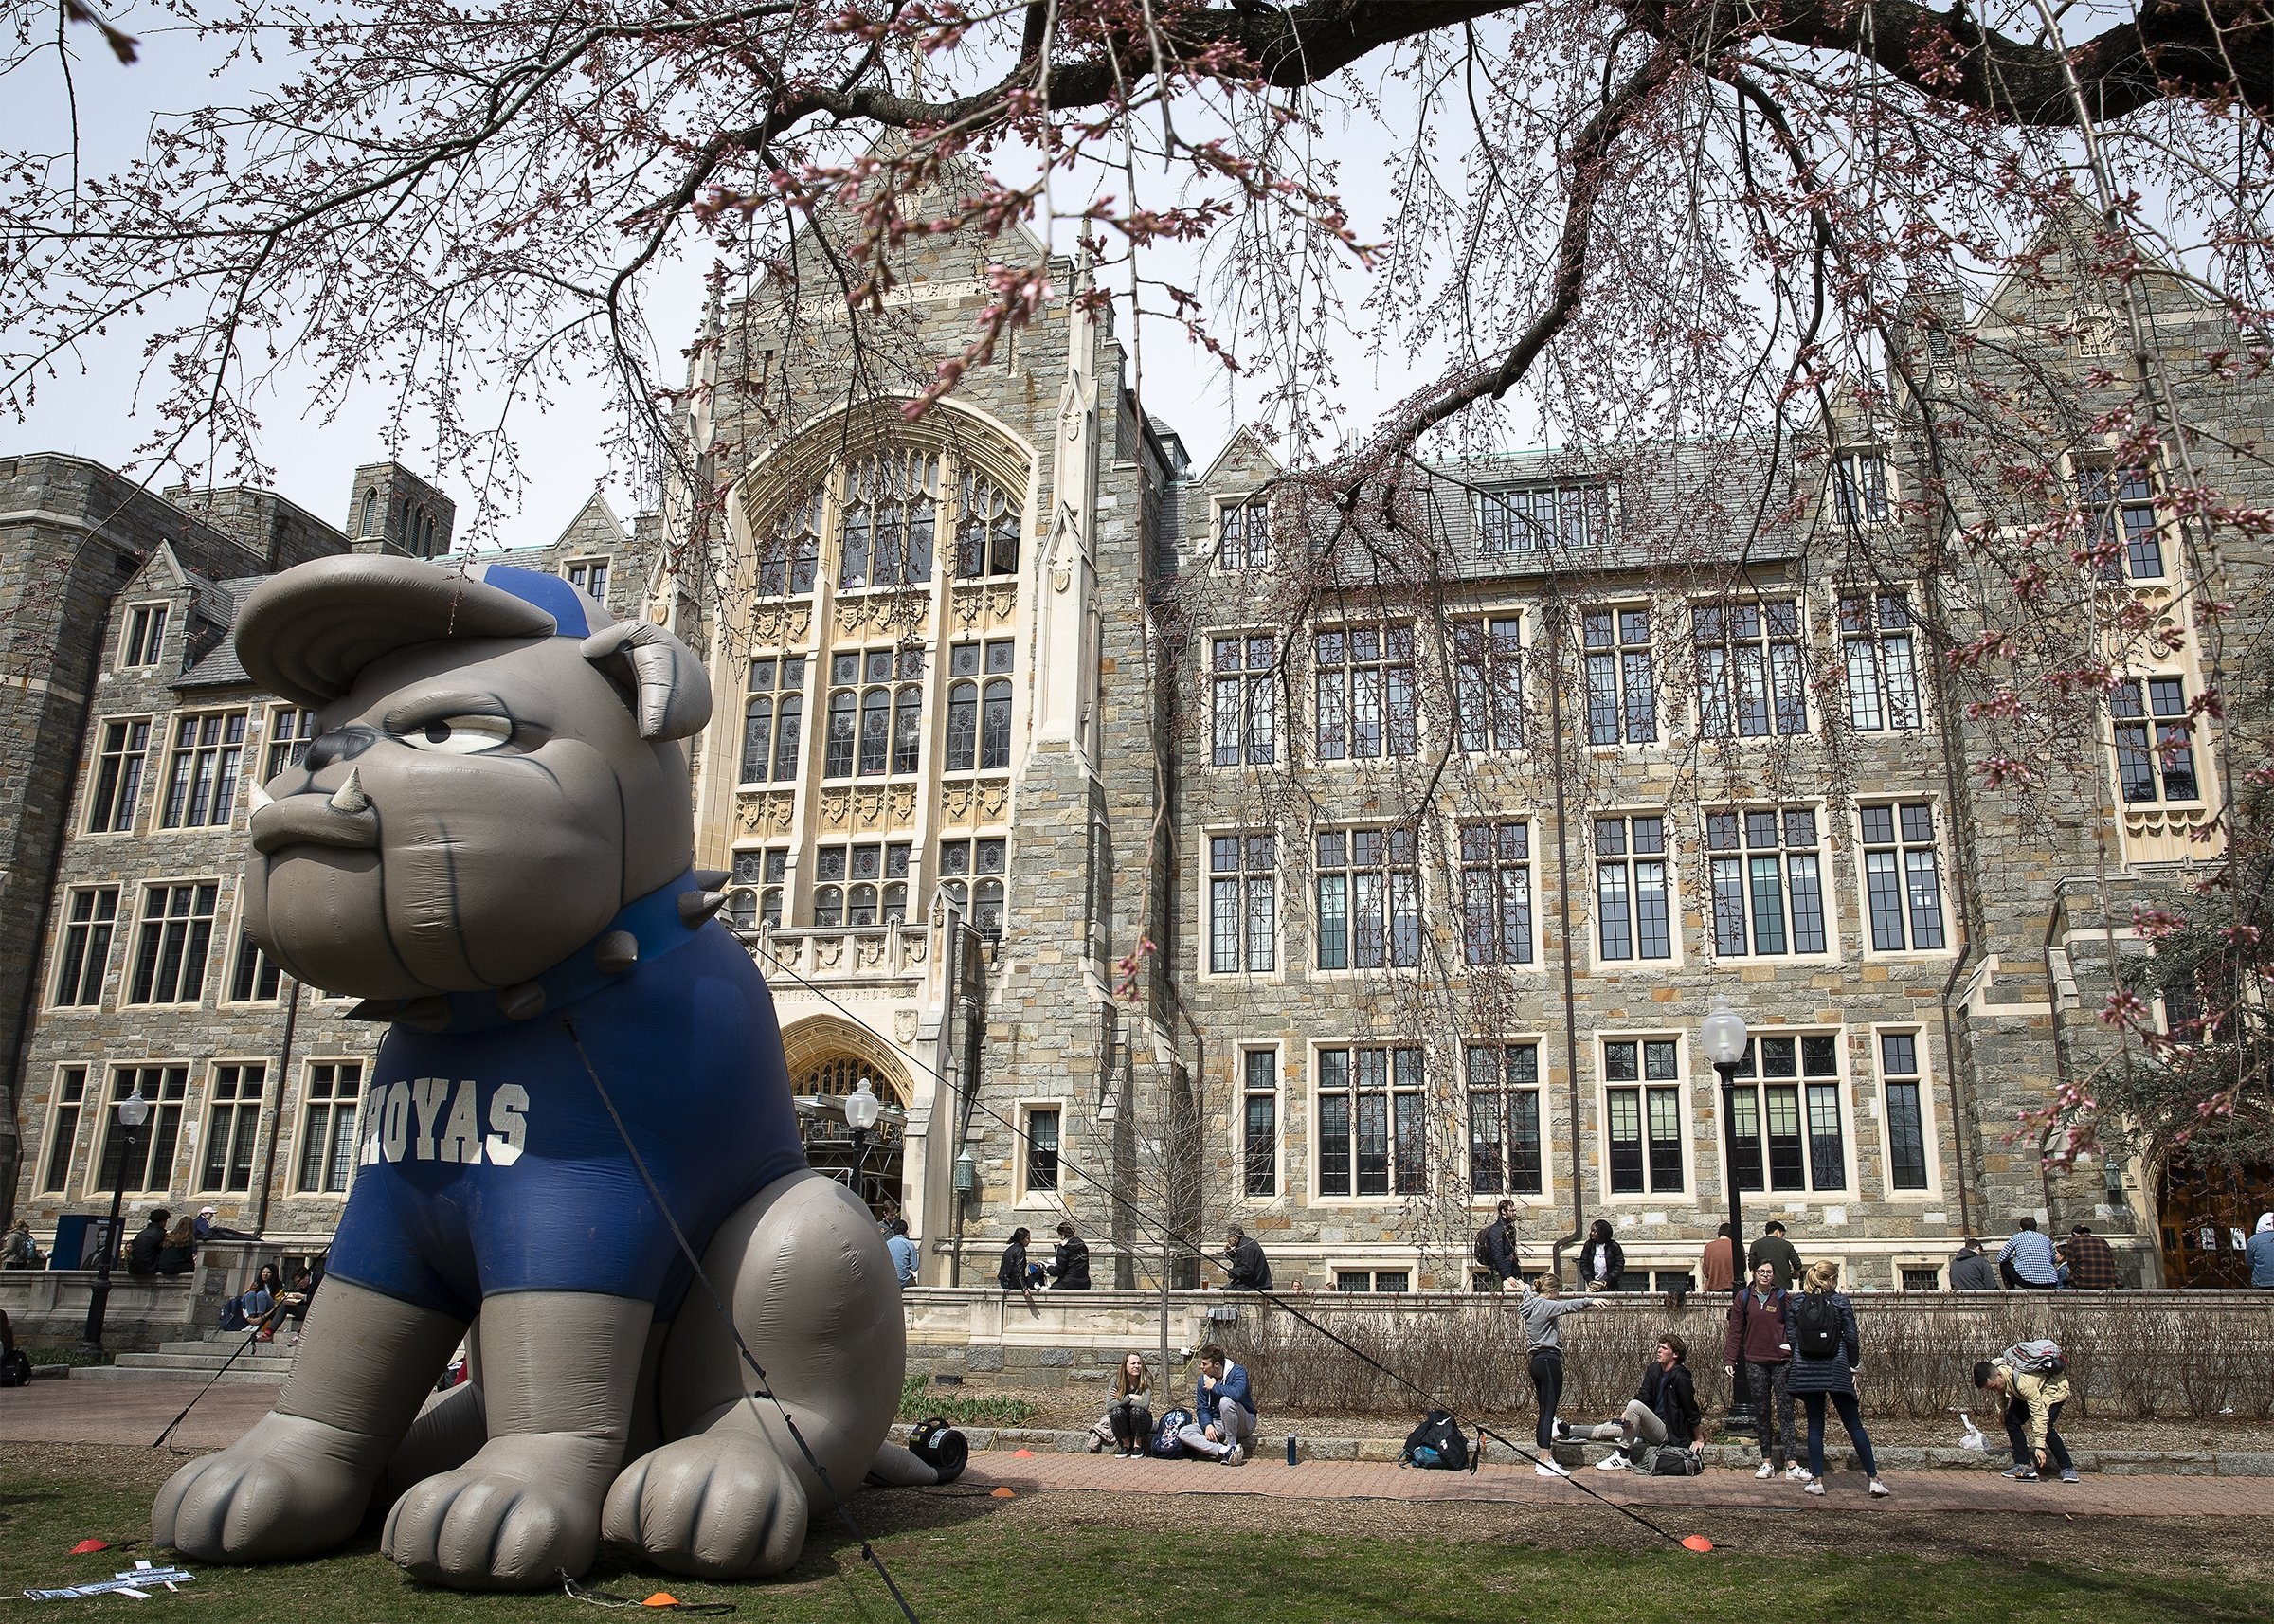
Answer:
[
  {"left": 749, "top": 442, "right": 1022, "bottom": 599},
  {"left": 759, "top": 491, "right": 822, "bottom": 596},
  {"left": 839, "top": 451, "right": 937, "bottom": 590},
  {"left": 956, "top": 469, "right": 1020, "bottom": 578}
]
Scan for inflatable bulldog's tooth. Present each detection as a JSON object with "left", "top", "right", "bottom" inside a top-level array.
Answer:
[{"left": 153, "top": 555, "right": 923, "bottom": 1592}]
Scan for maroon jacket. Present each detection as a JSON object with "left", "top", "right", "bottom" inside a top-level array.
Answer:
[{"left": 1724, "top": 1286, "right": 1792, "bottom": 1365}]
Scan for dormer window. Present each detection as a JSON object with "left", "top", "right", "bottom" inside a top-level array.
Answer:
[
  {"left": 1476, "top": 480, "right": 1611, "bottom": 554},
  {"left": 1832, "top": 452, "right": 1890, "bottom": 526},
  {"left": 120, "top": 603, "right": 169, "bottom": 669}
]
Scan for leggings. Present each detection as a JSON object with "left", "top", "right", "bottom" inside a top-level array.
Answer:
[
  {"left": 1108, "top": 1398, "right": 1153, "bottom": 1449},
  {"left": 1528, "top": 1348, "right": 1564, "bottom": 1450},
  {"left": 1799, "top": 1390, "right": 1879, "bottom": 1479}
]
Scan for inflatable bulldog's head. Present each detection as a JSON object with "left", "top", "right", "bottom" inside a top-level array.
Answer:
[{"left": 233, "top": 556, "right": 710, "bottom": 1001}]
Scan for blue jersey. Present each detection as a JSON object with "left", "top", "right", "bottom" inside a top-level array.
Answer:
[{"left": 326, "top": 873, "right": 806, "bottom": 1322}]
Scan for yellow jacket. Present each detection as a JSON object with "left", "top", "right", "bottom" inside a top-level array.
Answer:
[{"left": 2006, "top": 1364, "right": 2073, "bottom": 1452}]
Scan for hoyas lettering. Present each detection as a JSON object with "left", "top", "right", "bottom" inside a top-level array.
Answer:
[{"left": 358, "top": 1078, "right": 530, "bottom": 1167}]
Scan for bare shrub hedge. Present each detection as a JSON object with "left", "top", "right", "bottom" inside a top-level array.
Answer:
[{"left": 1222, "top": 1293, "right": 2274, "bottom": 1424}]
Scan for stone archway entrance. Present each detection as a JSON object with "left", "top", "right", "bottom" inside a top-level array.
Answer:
[
  {"left": 2157, "top": 1158, "right": 2274, "bottom": 1288},
  {"left": 780, "top": 1015, "right": 911, "bottom": 1222}
]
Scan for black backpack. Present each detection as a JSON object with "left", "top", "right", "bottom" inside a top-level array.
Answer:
[
  {"left": 1793, "top": 1292, "right": 1842, "bottom": 1360},
  {"left": 1151, "top": 1406, "right": 1196, "bottom": 1459},
  {"left": 905, "top": 1417, "right": 967, "bottom": 1483},
  {"left": 1399, "top": 1409, "right": 1470, "bottom": 1471},
  {"left": 1473, "top": 1225, "right": 1497, "bottom": 1273},
  {"left": 1650, "top": 1445, "right": 1701, "bottom": 1476}
]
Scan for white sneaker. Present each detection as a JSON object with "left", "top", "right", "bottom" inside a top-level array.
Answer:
[
  {"left": 1594, "top": 1453, "right": 1630, "bottom": 1471},
  {"left": 1535, "top": 1461, "right": 1571, "bottom": 1477},
  {"left": 1804, "top": 1477, "right": 1826, "bottom": 1496},
  {"left": 1869, "top": 1478, "right": 1890, "bottom": 1498},
  {"left": 1784, "top": 1463, "right": 1810, "bottom": 1483},
  {"left": 1754, "top": 1461, "right": 1778, "bottom": 1480}
]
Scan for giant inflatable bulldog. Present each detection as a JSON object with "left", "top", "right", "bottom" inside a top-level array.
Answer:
[{"left": 153, "top": 556, "right": 922, "bottom": 1590}]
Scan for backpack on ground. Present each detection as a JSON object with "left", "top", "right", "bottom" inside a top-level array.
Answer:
[
  {"left": 0, "top": 1347, "right": 32, "bottom": 1388},
  {"left": 2000, "top": 1338, "right": 2067, "bottom": 1378},
  {"left": 1399, "top": 1409, "right": 1470, "bottom": 1471},
  {"left": 1150, "top": 1406, "right": 1195, "bottom": 1459},
  {"left": 905, "top": 1417, "right": 968, "bottom": 1483},
  {"left": 1793, "top": 1293, "right": 1842, "bottom": 1360},
  {"left": 1650, "top": 1445, "right": 1701, "bottom": 1477}
]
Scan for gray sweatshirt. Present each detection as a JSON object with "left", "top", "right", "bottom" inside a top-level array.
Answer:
[{"left": 1518, "top": 1292, "right": 1593, "bottom": 1352}]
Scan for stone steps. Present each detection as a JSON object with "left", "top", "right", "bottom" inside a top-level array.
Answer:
[{"left": 89, "top": 1333, "right": 299, "bottom": 1382}]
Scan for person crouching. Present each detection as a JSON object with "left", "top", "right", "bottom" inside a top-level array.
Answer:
[{"left": 1177, "top": 1344, "right": 1255, "bottom": 1464}]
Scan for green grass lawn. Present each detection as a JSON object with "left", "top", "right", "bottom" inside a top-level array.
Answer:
[{"left": 2, "top": 1443, "right": 2263, "bottom": 1622}]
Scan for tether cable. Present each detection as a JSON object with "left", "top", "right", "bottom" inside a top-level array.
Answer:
[
  {"left": 746, "top": 939, "right": 1700, "bottom": 1551},
  {"left": 559, "top": 1014, "right": 926, "bottom": 1624},
  {"left": 152, "top": 1325, "right": 267, "bottom": 1453}
]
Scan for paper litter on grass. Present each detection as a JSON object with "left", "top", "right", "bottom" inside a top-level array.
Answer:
[{"left": 24, "top": 1560, "right": 195, "bottom": 1600}]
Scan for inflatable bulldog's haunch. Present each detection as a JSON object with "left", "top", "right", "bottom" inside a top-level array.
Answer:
[{"left": 153, "top": 556, "right": 929, "bottom": 1591}]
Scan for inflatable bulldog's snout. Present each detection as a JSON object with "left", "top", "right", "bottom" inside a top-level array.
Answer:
[{"left": 153, "top": 556, "right": 924, "bottom": 1591}]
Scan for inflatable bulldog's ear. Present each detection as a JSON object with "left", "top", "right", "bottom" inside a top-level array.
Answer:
[{"left": 581, "top": 620, "right": 713, "bottom": 741}]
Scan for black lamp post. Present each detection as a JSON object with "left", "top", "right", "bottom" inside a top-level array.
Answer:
[
  {"left": 82, "top": 1083, "right": 151, "bottom": 1351},
  {"left": 1700, "top": 998, "right": 1751, "bottom": 1431}
]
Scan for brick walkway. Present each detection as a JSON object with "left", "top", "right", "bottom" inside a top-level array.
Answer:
[
  {"left": 0, "top": 1378, "right": 279, "bottom": 1451},
  {"left": 966, "top": 1448, "right": 2274, "bottom": 1516},
  {"left": 9, "top": 1380, "right": 2272, "bottom": 1518}
]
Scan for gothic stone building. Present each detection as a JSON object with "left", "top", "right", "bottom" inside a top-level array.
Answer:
[{"left": 6, "top": 213, "right": 2265, "bottom": 1292}]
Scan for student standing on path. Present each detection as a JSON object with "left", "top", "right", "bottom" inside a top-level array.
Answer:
[
  {"left": 1785, "top": 1260, "right": 1890, "bottom": 1499},
  {"left": 1517, "top": 1272, "right": 1599, "bottom": 1477},
  {"left": 1977, "top": 1349, "right": 2078, "bottom": 1482},
  {"left": 1748, "top": 1219, "right": 1803, "bottom": 1291},
  {"left": 2251, "top": 1214, "right": 2274, "bottom": 1289},
  {"left": 1724, "top": 1261, "right": 1803, "bottom": 1481},
  {"left": 1699, "top": 1222, "right": 1740, "bottom": 1294}
]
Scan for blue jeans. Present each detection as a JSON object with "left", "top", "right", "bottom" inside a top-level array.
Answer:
[{"left": 1799, "top": 1390, "right": 1879, "bottom": 1478}]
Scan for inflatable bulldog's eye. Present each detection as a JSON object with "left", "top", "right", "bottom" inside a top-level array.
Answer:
[{"left": 402, "top": 714, "right": 514, "bottom": 755}]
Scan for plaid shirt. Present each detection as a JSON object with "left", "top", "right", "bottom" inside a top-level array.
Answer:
[{"left": 2062, "top": 1232, "right": 2121, "bottom": 1290}]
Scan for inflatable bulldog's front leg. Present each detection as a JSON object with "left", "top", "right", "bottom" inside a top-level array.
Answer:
[
  {"left": 382, "top": 1291, "right": 649, "bottom": 1589},
  {"left": 155, "top": 1281, "right": 463, "bottom": 1561},
  {"left": 604, "top": 1171, "right": 903, "bottom": 1579}
]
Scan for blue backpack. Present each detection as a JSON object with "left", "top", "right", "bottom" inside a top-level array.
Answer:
[{"left": 1150, "top": 1407, "right": 1195, "bottom": 1459}]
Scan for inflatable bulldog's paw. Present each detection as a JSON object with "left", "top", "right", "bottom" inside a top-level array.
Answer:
[
  {"left": 154, "top": 1413, "right": 376, "bottom": 1561},
  {"left": 382, "top": 1438, "right": 605, "bottom": 1590},
  {"left": 603, "top": 1430, "right": 808, "bottom": 1579}
]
